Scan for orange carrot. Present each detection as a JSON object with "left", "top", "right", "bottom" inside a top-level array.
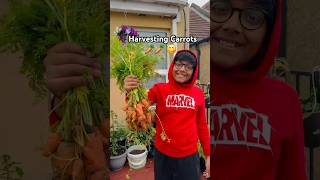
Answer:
[
  {"left": 123, "top": 102, "right": 129, "bottom": 111},
  {"left": 138, "top": 114, "right": 146, "bottom": 122},
  {"left": 51, "top": 142, "right": 76, "bottom": 176},
  {"left": 133, "top": 123, "right": 138, "bottom": 131},
  {"left": 146, "top": 112, "right": 152, "bottom": 124},
  {"left": 136, "top": 103, "right": 144, "bottom": 117},
  {"left": 141, "top": 122, "right": 147, "bottom": 130},
  {"left": 128, "top": 110, "right": 134, "bottom": 118},
  {"left": 127, "top": 122, "right": 132, "bottom": 129},
  {"left": 42, "top": 132, "right": 63, "bottom": 157},
  {"left": 98, "top": 119, "right": 109, "bottom": 140},
  {"left": 84, "top": 134, "right": 106, "bottom": 173},
  {"left": 130, "top": 110, "right": 136, "bottom": 119},
  {"left": 141, "top": 99, "right": 150, "bottom": 108},
  {"left": 72, "top": 159, "right": 84, "bottom": 179},
  {"left": 95, "top": 128, "right": 108, "bottom": 146}
]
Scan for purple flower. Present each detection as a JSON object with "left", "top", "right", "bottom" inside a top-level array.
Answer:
[
  {"left": 129, "top": 28, "right": 138, "bottom": 36},
  {"left": 116, "top": 25, "right": 139, "bottom": 44},
  {"left": 125, "top": 28, "right": 131, "bottom": 34}
]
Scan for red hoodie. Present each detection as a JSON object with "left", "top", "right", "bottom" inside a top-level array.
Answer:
[
  {"left": 210, "top": 0, "right": 307, "bottom": 180},
  {"left": 149, "top": 50, "right": 210, "bottom": 158}
]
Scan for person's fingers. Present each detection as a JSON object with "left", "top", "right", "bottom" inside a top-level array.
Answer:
[
  {"left": 126, "top": 75, "right": 138, "bottom": 79},
  {"left": 203, "top": 171, "right": 209, "bottom": 178},
  {"left": 48, "top": 42, "right": 88, "bottom": 56},
  {"left": 47, "top": 76, "right": 88, "bottom": 97},
  {"left": 125, "top": 85, "right": 139, "bottom": 91},
  {"left": 125, "top": 76, "right": 140, "bottom": 83},
  {"left": 125, "top": 81, "right": 139, "bottom": 86},
  {"left": 46, "top": 64, "right": 101, "bottom": 79},
  {"left": 45, "top": 53, "right": 96, "bottom": 66},
  {"left": 125, "top": 78, "right": 140, "bottom": 85}
]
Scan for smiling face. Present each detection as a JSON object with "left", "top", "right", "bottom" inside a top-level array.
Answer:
[
  {"left": 172, "top": 60, "right": 194, "bottom": 83},
  {"left": 211, "top": 0, "right": 268, "bottom": 70},
  {"left": 167, "top": 44, "right": 177, "bottom": 54}
]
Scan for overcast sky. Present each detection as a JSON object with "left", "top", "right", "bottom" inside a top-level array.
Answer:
[{"left": 188, "top": 0, "right": 208, "bottom": 7}]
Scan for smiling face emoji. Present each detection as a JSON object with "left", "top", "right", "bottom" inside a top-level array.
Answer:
[{"left": 167, "top": 44, "right": 177, "bottom": 54}]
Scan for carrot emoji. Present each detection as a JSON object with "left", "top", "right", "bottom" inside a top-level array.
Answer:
[
  {"left": 42, "top": 132, "right": 63, "bottom": 157},
  {"left": 145, "top": 44, "right": 154, "bottom": 54},
  {"left": 154, "top": 44, "right": 165, "bottom": 54}
]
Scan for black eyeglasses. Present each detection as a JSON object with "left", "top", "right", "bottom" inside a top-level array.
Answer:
[
  {"left": 211, "top": 2, "right": 267, "bottom": 30},
  {"left": 174, "top": 62, "right": 193, "bottom": 71}
]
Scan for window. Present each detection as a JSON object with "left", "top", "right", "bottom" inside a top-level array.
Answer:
[{"left": 136, "top": 29, "right": 170, "bottom": 89}]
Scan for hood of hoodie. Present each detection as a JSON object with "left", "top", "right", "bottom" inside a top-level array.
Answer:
[
  {"left": 168, "top": 50, "right": 199, "bottom": 88},
  {"left": 212, "top": 0, "right": 282, "bottom": 82}
]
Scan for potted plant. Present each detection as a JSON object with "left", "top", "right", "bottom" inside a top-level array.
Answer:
[
  {"left": 109, "top": 112, "right": 129, "bottom": 171},
  {"left": 0, "top": 154, "right": 24, "bottom": 179},
  {"left": 126, "top": 128, "right": 155, "bottom": 169}
]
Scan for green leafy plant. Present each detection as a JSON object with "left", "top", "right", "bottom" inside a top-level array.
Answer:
[
  {"left": 270, "top": 58, "right": 290, "bottom": 82},
  {"left": 126, "top": 127, "right": 155, "bottom": 150},
  {"left": 110, "top": 34, "right": 160, "bottom": 104},
  {"left": 0, "top": 154, "right": 24, "bottom": 180},
  {"left": 110, "top": 111, "right": 129, "bottom": 156},
  {"left": 111, "top": 27, "right": 170, "bottom": 143}
]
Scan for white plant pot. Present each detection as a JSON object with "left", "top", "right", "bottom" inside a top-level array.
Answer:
[
  {"left": 110, "top": 151, "right": 127, "bottom": 172},
  {"left": 127, "top": 145, "right": 148, "bottom": 169}
]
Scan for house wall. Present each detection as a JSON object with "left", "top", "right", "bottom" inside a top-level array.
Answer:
[
  {"left": 191, "top": 42, "right": 210, "bottom": 85},
  {"left": 110, "top": 8, "right": 189, "bottom": 123},
  {"left": 0, "top": 2, "right": 51, "bottom": 179}
]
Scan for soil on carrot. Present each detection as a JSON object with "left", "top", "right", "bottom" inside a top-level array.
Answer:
[{"left": 129, "top": 150, "right": 145, "bottom": 155}]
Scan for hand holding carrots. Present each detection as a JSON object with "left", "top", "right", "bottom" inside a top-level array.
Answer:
[
  {"left": 124, "top": 75, "right": 140, "bottom": 93},
  {"left": 44, "top": 42, "right": 101, "bottom": 98}
]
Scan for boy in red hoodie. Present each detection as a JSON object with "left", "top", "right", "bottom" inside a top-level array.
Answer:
[
  {"left": 210, "top": 0, "right": 307, "bottom": 179},
  {"left": 124, "top": 50, "right": 210, "bottom": 180}
]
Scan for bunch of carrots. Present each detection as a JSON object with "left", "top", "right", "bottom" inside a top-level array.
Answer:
[
  {"left": 111, "top": 31, "right": 161, "bottom": 133},
  {"left": 124, "top": 96, "right": 153, "bottom": 131},
  {"left": 111, "top": 29, "right": 172, "bottom": 145},
  {"left": 42, "top": 121, "right": 109, "bottom": 179}
]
